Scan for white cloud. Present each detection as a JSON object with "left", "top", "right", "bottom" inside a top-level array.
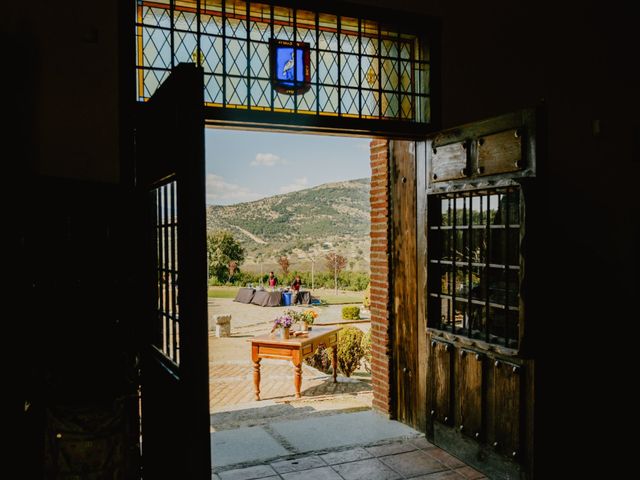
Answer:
[
  {"left": 251, "top": 153, "right": 285, "bottom": 167},
  {"left": 205, "top": 174, "right": 261, "bottom": 204},
  {"left": 279, "top": 177, "right": 308, "bottom": 194}
]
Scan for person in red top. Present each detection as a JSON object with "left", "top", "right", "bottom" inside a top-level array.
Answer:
[
  {"left": 268, "top": 271, "right": 278, "bottom": 289},
  {"left": 291, "top": 274, "right": 302, "bottom": 304}
]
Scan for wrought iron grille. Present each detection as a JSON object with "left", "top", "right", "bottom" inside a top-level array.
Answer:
[
  {"left": 136, "top": 0, "right": 431, "bottom": 122},
  {"left": 152, "top": 180, "right": 180, "bottom": 364},
  {"left": 427, "top": 187, "right": 521, "bottom": 349}
]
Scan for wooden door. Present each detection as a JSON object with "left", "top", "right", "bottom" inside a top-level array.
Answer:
[
  {"left": 422, "top": 109, "right": 538, "bottom": 479},
  {"left": 391, "top": 109, "right": 539, "bottom": 479},
  {"left": 135, "top": 63, "right": 210, "bottom": 478}
]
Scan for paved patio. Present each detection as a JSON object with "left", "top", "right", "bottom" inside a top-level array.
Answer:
[
  {"left": 211, "top": 411, "right": 486, "bottom": 479},
  {"left": 208, "top": 299, "right": 484, "bottom": 479},
  {"left": 208, "top": 298, "right": 372, "bottom": 415}
]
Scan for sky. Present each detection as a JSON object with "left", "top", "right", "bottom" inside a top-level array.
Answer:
[{"left": 205, "top": 129, "right": 371, "bottom": 205}]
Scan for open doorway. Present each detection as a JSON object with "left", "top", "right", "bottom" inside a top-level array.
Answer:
[{"left": 205, "top": 128, "right": 379, "bottom": 469}]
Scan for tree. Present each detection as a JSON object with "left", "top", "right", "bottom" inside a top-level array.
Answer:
[
  {"left": 325, "top": 252, "right": 347, "bottom": 294},
  {"left": 278, "top": 255, "right": 290, "bottom": 275},
  {"left": 207, "top": 230, "right": 245, "bottom": 282}
]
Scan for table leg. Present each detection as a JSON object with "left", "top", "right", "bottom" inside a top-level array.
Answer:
[
  {"left": 332, "top": 346, "right": 338, "bottom": 383},
  {"left": 292, "top": 351, "right": 302, "bottom": 398},
  {"left": 252, "top": 346, "right": 261, "bottom": 401}
]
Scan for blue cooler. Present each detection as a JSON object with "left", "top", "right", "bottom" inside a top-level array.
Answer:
[{"left": 282, "top": 292, "right": 292, "bottom": 306}]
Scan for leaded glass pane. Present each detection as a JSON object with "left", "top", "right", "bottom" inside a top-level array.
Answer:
[
  {"left": 250, "top": 79, "right": 270, "bottom": 108},
  {"left": 400, "top": 61, "right": 412, "bottom": 92},
  {"left": 381, "top": 91, "right": 399, "bottom": 118},
  {"left": 273, "top": 90, "right": 294, "bottom": 111},
  {"left": 201, "top": 0, "right": 223, "bottom": 35},
  {"left": 143, "top": 28, "right": 171, "bottom": 69},
  {"left": 273, "top": 6, "right": 294, "bottom": 40},
  {"left": 400, "top": 94, "right": 412, "bottom": 119},
  {"left": 225, "top": 39, "right": 247, "bottom": 76},
  {"left": 142, "top": 68, "right": 170, "bottom": 98},
  {"left": 340, "top": 54, "right": 359, "bottom": 88},
  {"left": 361, "top": 89, "right": 379, "bottom": 117},
  {"left": 136, "top": 0, "right": 431, "bottom": 122},
  {"left": 381, "top": 58, "right": 399, "bottom": 91},
  {"left": 340, "top": 17, "right": 359, "bottom": 53},
  {"left": 381, "top": 35, "right": 398, "bottom": 58},
  {"left": 341, "top": 88, "right": 359, "bottom": 116},
  {"left": 174, "top": 31, "right": 198, "bottom": 65},
  {"left": 296, "top": 10, "right": 316, "bottom": 47},
  {"left": 226, "top": 76, "right": 247, "bottom": 105},
  {"left": 249, "top": 43, "right": 269, "bottom": 78},
  {"left": 361, "top": 56, "right": 379, "bottom": 90},
  {"left": 204, "top": 74, "right": 224, "bottom": 104},
  {"left": 318, "top": 85, "right": 339, "bottom": 113},
  {"left": 201, "top": 35, "right": 223, "bottom": 74},
  {"left": 318, "top": 51, "right": 338, "bottom": 85},
  {"left": 298, "top": 87, "right": 317, "bottom": 113},
  {"left": 225, "top": 17, "right": 247, "bottom": 38},
  {"left": 141, "top": 4, "right": 171, "bottom": 28},
  {"left": 174, "top": 8, "right": 197, "bottom": 32}
]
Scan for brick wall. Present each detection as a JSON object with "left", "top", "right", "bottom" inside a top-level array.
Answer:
[{"left": 369, "top": 139, "right": 392, "bottom": 415}]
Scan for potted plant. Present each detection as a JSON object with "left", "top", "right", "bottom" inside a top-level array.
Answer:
[
  {"left": 272, "top": 314, "right": 293, "bottom": 339},
  {"left": 300, "top": 309, "right": 318, "bottom": 332}
]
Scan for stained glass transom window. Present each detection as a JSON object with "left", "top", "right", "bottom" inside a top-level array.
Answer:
[{"left": 136, "top": 0, "right": 431, "bottom": 122}]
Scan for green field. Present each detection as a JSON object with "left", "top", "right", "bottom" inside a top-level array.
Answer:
[{"left": 208, "top": 286, "right": 363, "bottom": 305}]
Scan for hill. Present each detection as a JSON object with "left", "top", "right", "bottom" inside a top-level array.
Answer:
[{"left": 206, "top": 178, "right": 371, "bottom": 273}]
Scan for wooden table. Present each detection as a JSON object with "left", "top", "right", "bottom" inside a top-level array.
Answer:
[{"left": 249, "top": 326, "right": 341, "bottom": 400}]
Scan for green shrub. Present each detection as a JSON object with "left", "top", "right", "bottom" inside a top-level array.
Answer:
[
  {"left": 337, "top": 327, "right": 365, "bottom": 377},
  {"left": 361, "top": 330, "right": 372, "bottom": 374},
  {"left": 342, "top": 306, "right": 361, "bottom": 320},
  {"left": 304, "top": 345, "right": 332, "bottom": 374}
]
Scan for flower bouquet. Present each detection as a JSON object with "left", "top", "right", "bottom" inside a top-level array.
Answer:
[
  {"left": 285, "top": 308, "right": 318, "bottom": 332},
  {"left": 272, "top": 313, "right": 293, "bottom": 339}
]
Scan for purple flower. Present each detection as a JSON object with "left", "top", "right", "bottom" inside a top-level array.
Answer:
[{"left": 274, "top": 314, "right": 293, "bottom": 329}]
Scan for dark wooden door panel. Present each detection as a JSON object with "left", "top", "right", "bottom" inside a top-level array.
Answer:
[
  {"left": 431, "top": 340, "right": 453, "bottom": 425},
  {"left": 391, "top": 140, "right": 421, "bottom": 429},
  {"left": 490, "top": 360, "right": 521, "bottom": 457},
  {"left": 477, "top": 129, "right": 522, "bottom": 176},
  {"left": 457, "top": 350, "right": 483, "bottom": 439},
  {"left": 430, "top": 141, "right": 468, "bottom": 182}
]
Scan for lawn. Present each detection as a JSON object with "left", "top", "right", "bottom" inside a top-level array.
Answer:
[{"left": 208, "top": 286, "right": 364, "bottom": 305}]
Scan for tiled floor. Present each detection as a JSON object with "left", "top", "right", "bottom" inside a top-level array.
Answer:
[{"left": 213, "top": 437, "right": 486, "bottom": 480}]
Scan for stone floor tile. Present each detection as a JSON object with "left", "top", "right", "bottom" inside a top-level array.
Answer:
[
  {"left": 410, "top": 470, "right": 466, "bottom": 479},
  {"left": 380, "top": 449, "right": 448, "bottom": 477},
  {"left": 271, "top": 455, "right": 326, "bottom": 474},
  {"left": 426, "top": 448, "right": 466, "bottom": 468},
  {"left": 332, "top": 458, "right": 402, "bottom": 480},
  {"left": 320, "top": 447, "right": 373, "bottom": 465},
  {"left": 281, "top": 466, "right": 342, "bottom": 480},
  {"left": 454, "top": 465, "right": 486, "bottom": 479},
  {"left": 365, "top": 441, "right": 417, "bottom": 457},
  {"left": 219, "top": 464, "right": 278, "bottom": 480},
  {"left": 410, "top": 436, "right": 436, "bottom": 450}
]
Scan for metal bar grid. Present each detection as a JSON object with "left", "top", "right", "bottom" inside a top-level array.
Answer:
[
  {"left": 152, "top": 180, "right": 181, "bottom": 365},
  {"left": 427, "top": 187, "right": 521, "bottom": 349}
]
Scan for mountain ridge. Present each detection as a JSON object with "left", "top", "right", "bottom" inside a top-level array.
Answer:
[{"left": 206, "top": 177, "right": 371, "bottom": 273}]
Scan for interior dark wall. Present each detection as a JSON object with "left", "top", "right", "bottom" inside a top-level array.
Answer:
[{"left": 374, "top": 0, "right": 637, "bottom": 475}]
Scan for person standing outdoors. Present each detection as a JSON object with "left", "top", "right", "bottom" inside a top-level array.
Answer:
[
  {"left": 291, "top": 274, "right": 302, "bottom": 304},
  {"left": 268, "top": 271, "right": 278, "bottom": 290}
]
